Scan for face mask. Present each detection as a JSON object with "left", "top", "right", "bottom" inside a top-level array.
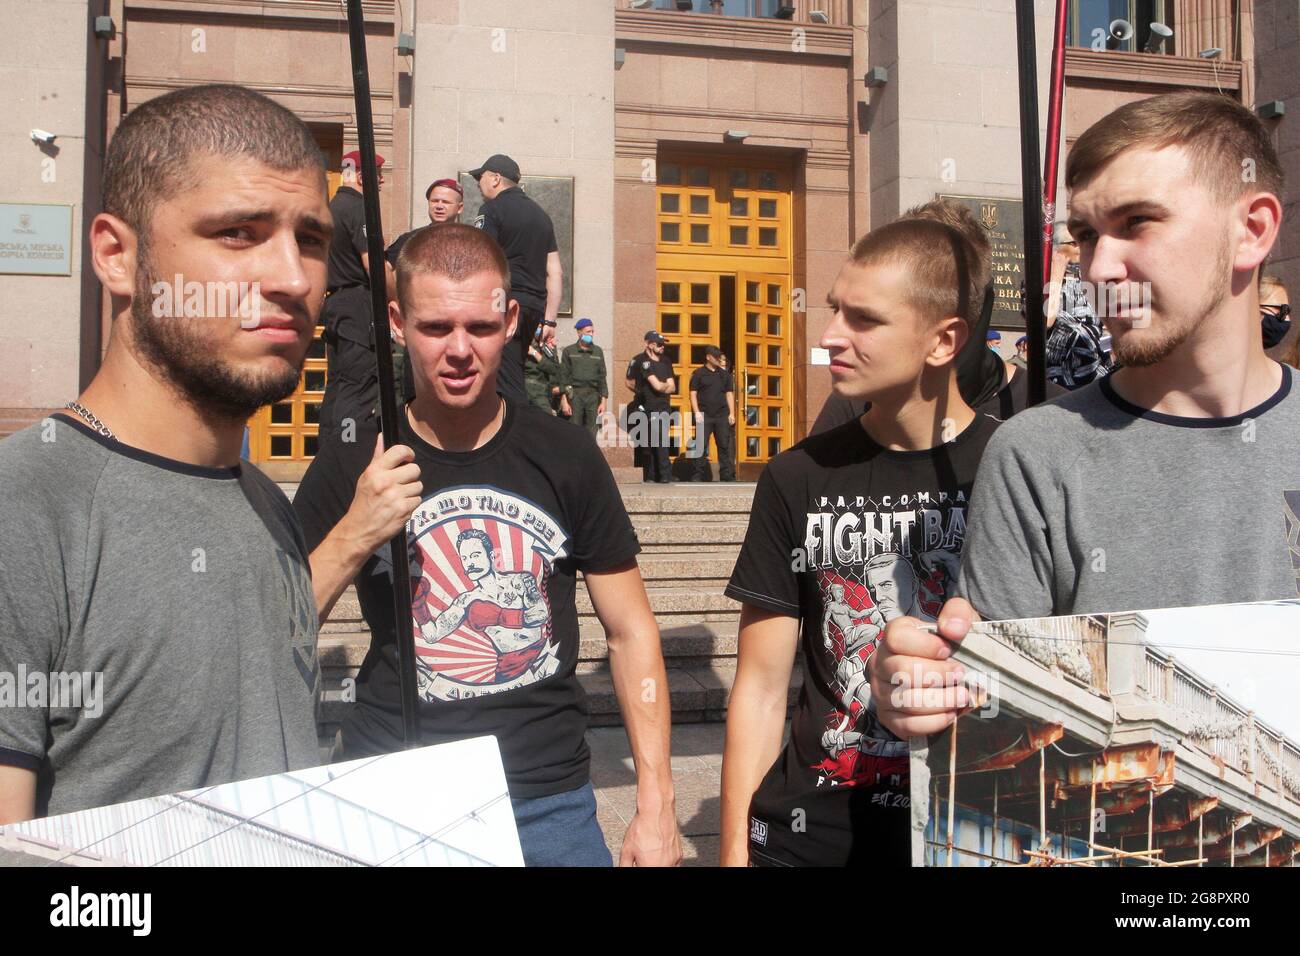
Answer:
[{"left": 580, "top": 334, "right": 593, "bottom": 345}]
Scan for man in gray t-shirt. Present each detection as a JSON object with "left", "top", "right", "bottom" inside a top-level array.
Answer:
[
  {"left": 955, "top": 368, "right": 1300, "bottom": 619},
  {"left": 0, "top": 418, "right": 321, "bottom": 817},
  {"left": 0, "top": 85, "right": 336, "bottom": 822}
]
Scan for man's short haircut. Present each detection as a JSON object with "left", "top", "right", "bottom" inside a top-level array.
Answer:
[
  {"left": 1065, "top": 90, "right": 1284, "bottom": 204},
  {"left": 103, "top": 84, "right": 324, "bottom": 249},
  {"left": 396, "top": 222, "right": 511, "bottom": 307},
  {"left": 850, "top": 198, "right": 990, "bottom": 330}
]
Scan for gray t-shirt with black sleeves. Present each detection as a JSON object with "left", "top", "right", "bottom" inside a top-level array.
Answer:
[
  {"left": 956, "top": 363, "right": 1300, "bottom": 619},
  {"left": 0, "top": 415, "right": 321, "bottom": 817}
]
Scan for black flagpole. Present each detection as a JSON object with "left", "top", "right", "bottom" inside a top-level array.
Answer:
[
  {"left": 344, "top": 0, "right": 420, "bottom": 746},
  {"left": 1014, "top": 0, "right": 1047, "bottom": 408}
]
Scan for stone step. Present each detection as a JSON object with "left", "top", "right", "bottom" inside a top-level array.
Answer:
[
  {"left": 619, "top": 494, "right": 755, "bottom": 516},
  {"left": 320, "top": 620, "right": 742, "bottom": 675},
  {"left": 631, "top": 523, "right": 749, "bottom": 547},
  {"left": 630, "top": 552, "right": 738, "bottom": 582},
  {"left": 317, "top": 661, "right": 802, "bottom": 728}
]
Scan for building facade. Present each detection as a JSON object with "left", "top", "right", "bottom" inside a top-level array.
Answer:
[{"left": 1, "top": 0, "right": 1292, "bottom": 478}]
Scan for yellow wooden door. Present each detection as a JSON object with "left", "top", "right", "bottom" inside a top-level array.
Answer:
[
  {"left": 737, "top": 272, "right": 793, "bottom": 463},
  {"left": 654, "top": 270, "right": 719, "bottom": 456},
  {"left": 654, "top": 153, "right": 794, "bottom": 469}
]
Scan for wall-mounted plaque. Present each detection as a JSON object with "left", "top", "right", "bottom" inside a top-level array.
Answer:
[
  {"left": 939, "top": 194, "right": 1025, "bottom": 331},
  {"left": 460, "top": 174, "right": 574, "bottom": 316},
  {"left": 0, "top": 202, "right": 73, "bottom": 276}
]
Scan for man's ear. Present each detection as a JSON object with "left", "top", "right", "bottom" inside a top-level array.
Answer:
[
  {"left": 389, "top": 299, "right": 406, "bottom": 348},
  {"left": 1234, "top": 190, "right": 1283, "bottom": 275},
  {"left": 89, "top": 213, "right": 139, "bottom": 301},
  {"left": 504, "top": 299, "right": 520, "bottom": 343},
  {"left": 928, "top": 316, "right": 968, "bottom": 366}
]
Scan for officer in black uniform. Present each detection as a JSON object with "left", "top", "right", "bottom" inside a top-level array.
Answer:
[
  {"left": 688, "top": 345, "right": 736, "bottom": 482},
  {"left": 470, "top": 154, "right": 561, "bottom": 404},
  {"left": 319, "top": 150, "right": 387, "bottom": 444},
  {"left": 473, "top": 152, "right": 564, "bottom": 403},
  {"left": 635, "top": 330, "right": 676, "bottom": 483},
  {"left": 625, "top": 332, "right": 656, "bottom": 481}
]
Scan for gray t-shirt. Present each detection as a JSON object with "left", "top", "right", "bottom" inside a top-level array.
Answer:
[
  {"left": 957, "top": 363, "right": 1300, "bottom": 619},
  {"left": 0, "top": 415, "right": 321, "bottom": 817}
]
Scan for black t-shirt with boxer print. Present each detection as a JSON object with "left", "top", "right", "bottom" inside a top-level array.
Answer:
[
  {"left": 294, "top": 400, "right": 640, "bottom": 799},
  {"left": 725, "top": 413, "right": 1000, "bottom": 866}
]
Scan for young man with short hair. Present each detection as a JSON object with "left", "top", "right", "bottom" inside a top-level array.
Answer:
[
  {"left": 871, "top": 91, "right": 1299, "bottom": 740},
  {"left": 294, "top": 223, "right": 681, "bottom": 867},
  {"left": 720, "top": 200, "right": 1001, "bottom": 866},
  {"left": 0, "top": 84, "right": 332, "bottom": 823}
]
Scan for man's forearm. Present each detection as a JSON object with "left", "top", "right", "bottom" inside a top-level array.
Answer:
[
  {"left": 720, "top": 679, "right": 789, "bottom": 866},
  {"left": 545, "top": 275, "right": 562, "bottom": 327},
  {"left": 308, "top": 520, "right": 373, "bottom": 623},
  {"left": 607, "top": 616, "right": 675, "bottom": 808}
]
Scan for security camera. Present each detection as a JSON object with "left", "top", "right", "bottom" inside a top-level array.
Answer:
[{"left": 31, "top": 129, "right": 57, "bottom": 146}]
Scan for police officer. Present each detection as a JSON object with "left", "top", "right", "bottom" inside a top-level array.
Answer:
[
  {"left": 560, "top": 318, "right": 607, "bottom": 437},
  {"left": 525, "top": 319, "right": 563, "bottom": 414},
  {"left": 470, "top": 154, "right": 562, "bottom": 404},
  {"left": 688, "top": 345, "right": 736, "bottom": 482},
  {"left": 385, "top": 177, "right": 465, "bottom": 403},
  {"left": 625, "top": 332, "right": 656, "bottom": 481},
  {"left": 319, "top": 150, "right": 389, "bottom": 444},
  {"left": 636, "top": 330, "right": 676, "bottom": 483}
]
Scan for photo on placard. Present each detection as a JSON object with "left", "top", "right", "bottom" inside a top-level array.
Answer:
[
  {"left": 0, "top": 736, "right": 521, "bottom": 867},
  {"left": 909, "top": 600, "right": 1300, "bottom": 867}
]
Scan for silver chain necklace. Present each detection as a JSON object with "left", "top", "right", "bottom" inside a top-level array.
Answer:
[{"left": 64, "top": 401, "right": 116, "bottom": 440}]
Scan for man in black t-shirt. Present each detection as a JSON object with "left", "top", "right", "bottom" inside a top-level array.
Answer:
[
  {"left": 470, "top": 154, "right": 562, "bottom": 405},
  {"left": 721, "top": 201, "right": 1000, "bottom": 867},
  {"left": 294, "top": 223, "right": 681, "bottom": 868},
  {"left": 688, "top": 345, "right": 735, "bottom": 481}
]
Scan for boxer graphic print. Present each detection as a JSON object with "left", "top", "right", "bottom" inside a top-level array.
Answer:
[{"left": 409, "top": 486, "right": 567, "bottom": 701}]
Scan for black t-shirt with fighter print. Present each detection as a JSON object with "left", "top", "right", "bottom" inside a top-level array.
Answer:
[
  {"left": 725, "top": 413, "right": 1000, "bottom": 866},
  {"left": 294, "top": 400, "right": 640, "bottom": 799}
]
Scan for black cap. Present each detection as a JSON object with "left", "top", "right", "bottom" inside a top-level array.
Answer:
[
  {"left": 644, "top": 330, "right": 666, "bottom": 345},
  {"left": 468, "top": 154, "right": 521, "bottom": 183}
]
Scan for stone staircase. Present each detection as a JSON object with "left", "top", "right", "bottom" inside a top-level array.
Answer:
[{"left": 299, "top": 481, "right": 803, "bottom": 747}]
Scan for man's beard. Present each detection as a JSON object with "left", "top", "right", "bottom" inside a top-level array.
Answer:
[
  {"left": 129, "top": 254, "right": 303, "bottom": 422},
  {"left": 1110, "top": 241, "right": 1232, "bottom": 368}
]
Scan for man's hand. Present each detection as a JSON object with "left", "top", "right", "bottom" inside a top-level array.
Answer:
[
  {"left": 560, "top": 397, "right": 573, "bottom": 416},
  {"left": 620, "top": 800, "right": 683, "bottom": 867},
  {"left": 597, "top": 399, "right": 606, "bottom": 415},
  {"left": 727, "top": 412, "right": 735, "bottom": 426},
  {"left": 869, "top": 596, "right": 978, "bottom": 738},
  {"left": 336, "top": 434, "right": 422, "bottom": 557}
]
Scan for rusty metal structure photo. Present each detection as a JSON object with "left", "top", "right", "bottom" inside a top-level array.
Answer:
[{"left": 910, "top": 603, "right": 1300, "bottom": 866}]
